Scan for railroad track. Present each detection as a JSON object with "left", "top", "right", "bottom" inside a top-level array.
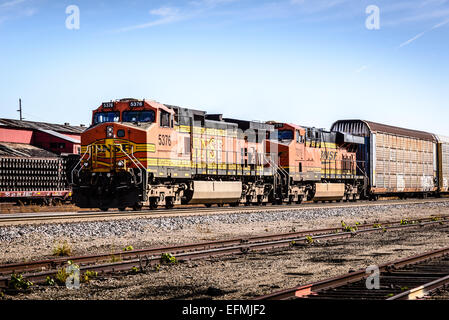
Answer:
[
  {"left": 1, "top": 215, "right": 448, "bottom": 290},
  {"left": 256, "top": 247, "right": 449, "bottom": 300},
  {"left": 1, "top": 198, "right": 448, "bottom": 225}
]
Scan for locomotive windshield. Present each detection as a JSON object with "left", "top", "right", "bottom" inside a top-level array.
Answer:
[
  {"left": 278, "top": 130, "right": 293, "bottom": 140},
  {"left": 94, "top": 112, "right": 120, "bottom": 124},
  {"left": 123, "top": 111, "right": 155, "bottom": 123}
]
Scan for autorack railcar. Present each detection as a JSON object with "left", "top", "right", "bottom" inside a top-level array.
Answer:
[{"left": 331, "top": 120, "right": 449, "bottom": 199}]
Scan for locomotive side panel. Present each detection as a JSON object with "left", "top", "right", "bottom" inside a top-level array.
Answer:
[{"left": 191, "top": 123, "right": 240, "bottom": 176}]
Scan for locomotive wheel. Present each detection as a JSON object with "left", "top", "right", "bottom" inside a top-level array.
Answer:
[
  {"left": 296, "top": 196, "right": 303, "bottom": 204},
  {"left": 165, "top": 198, "right": 175, "bottom": 209},
  {"left": 217, "top": 203, "right": 224, "bottom": 207},
  {"left": 149, "top": 199, "right": 158, "bottom": 210},
  {"left": 205, "top": 203, "right": 212, "bottom": 208},
  {"left": 100, "top": 207, "right": 109, "bottom": 212},
  {"left": 133, "top": 203, "right": 143, "bottom": 211},
  {"left": 119, "top": 207, "right": 126, "bottom": 211},
  {"left": 230, "top": 202, "right": 239, "bottom": 207}
]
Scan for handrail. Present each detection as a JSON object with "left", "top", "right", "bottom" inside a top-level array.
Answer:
[
  {"left": 117, "top": 144, "right": 145, "bottom": 185},
  {"left": 70, "top": 144, "right": 92, "bottom": 185}
]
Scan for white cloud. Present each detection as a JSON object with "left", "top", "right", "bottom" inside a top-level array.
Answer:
[
  {"left": 117, "top": 0, "right": 238, "bottom": 32},
  {"left": 117, "top": 6, "right": 185, "bottom": 32},
  {"left": 0, "top": 0, "right": 25, "bottom": 9},
  {"left": 398, "top": 16, "right": 449, "bottom": 48},
  {"left": 150, "top": 7, "right": 180, "bottom": 17},
  {"left": 398, "top": 32, "right": 426, "bottom": 48},
  {"left": 290, "top": 0, "right": 351, "bottom": 13},
  {"left": 23, "top": 7, "right": 36, "bottom": 16},
  {"left": 190, "top": 0, "right": 238, "bottom": 7},
  {"left": 431, "top": 17, "right": 449, "bottom": 29},
  {"left": 355, "top": 65, "right": 368, "bottom": 73},
  {"left": 0, "top": 0, "right": 36, "bottom": 26}
]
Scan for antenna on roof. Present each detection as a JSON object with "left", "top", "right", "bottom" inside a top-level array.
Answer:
[{"left": 17, "top": 99, "right": 25, "bottom": 121}]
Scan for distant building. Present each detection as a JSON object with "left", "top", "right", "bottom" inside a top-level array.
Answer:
[{"left": 0, "top": 119, "right": 86, "bottom": 155}]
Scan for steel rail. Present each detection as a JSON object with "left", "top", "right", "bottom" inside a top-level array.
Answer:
[
  {"left": 386, "top": 274, "right": 449, "bottom": 300},
  {"left": 255, "top": 246, "right": 449, "bottom": 300},
  {"left": 0, "top": 215, "right": 446, "bottom": 276},
  {"left": 1, "top": 198, "right": 448, "bottom": 225},
  {"left": 0, "top": 218, "right": 448, "bottom": 289}
]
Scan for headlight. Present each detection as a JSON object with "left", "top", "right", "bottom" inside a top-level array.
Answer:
[
  {"left": 107, "top": 126, "right": 114, "bottom": 138},
  {"left": 83, "top": 162, "right": 89, "bottom": 167},
  {"left": 117, "top": 160, "right": 125, "bottom": 167}
]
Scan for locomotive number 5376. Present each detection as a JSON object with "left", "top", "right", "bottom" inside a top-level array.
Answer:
[{"left": 158, "top": 134, "right": 172, "bottom": 146}]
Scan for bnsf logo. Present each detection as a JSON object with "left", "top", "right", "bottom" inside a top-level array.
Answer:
[
  {"left": 158, "top": 134, "right": 171, "bottom": 146},
  {"left": 94, "top": 144, "right": 132, "bottom": 153},
  {"left": 321, "top": 150, "right": 338, "bottom": 160}
]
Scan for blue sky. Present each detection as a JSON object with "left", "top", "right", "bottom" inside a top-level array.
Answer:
[{"left": 0, "top": 0, "right": 448, "bottom": 135}]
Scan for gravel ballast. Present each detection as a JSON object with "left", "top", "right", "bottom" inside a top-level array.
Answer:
[
  {"left": 0, "top": 200, "right": 448, "bottom": 266},
  {"left": 4, "top": 222, "right": 449, "bottom": 300}
]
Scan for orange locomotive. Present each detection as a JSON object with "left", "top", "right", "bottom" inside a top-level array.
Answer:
[
  {"left": 266, "top": 122, "right": 365, "bottom": 204},
  {"left": 72, "top": 98, "right": 365, "bottom": 210}
]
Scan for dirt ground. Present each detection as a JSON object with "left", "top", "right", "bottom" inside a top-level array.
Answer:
[{"left": 3, "top": 214, "right": 449, "bottom": 300}]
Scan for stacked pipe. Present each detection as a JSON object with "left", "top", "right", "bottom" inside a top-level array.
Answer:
[{"left": 0, "top": 157, "right": 69, "bottom": 192}]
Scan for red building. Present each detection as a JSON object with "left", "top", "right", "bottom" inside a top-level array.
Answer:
[{"left": 0, "top": 119, "right": 85, "bottom": 155}]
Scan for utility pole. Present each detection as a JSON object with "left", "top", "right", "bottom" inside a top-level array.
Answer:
[{"left": 17, "top": 99, "right": 24, "bottom": 121}]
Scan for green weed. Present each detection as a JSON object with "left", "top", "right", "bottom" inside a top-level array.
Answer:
[
  {"left": 9, "top": 274, "right": 33, "bottom": 290},
  {"left": 160, "top": 253, "right": 177, "bottom": 264},
  {"left": 53, "top": 241, "right": 72, "bottom": 256}
]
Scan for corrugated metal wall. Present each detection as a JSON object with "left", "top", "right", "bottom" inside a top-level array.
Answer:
[
  {"left": 331, "top": 120, "right": 438, "bottom": 194},
  {"left": 436, "top": 135, "right": 449, "bottom": 192},
  {"left": 373, "top": 133, "right": 435, "bottom": 192},
  {"left": 442, "top": 142, "right": 449, "bottom": 192}
]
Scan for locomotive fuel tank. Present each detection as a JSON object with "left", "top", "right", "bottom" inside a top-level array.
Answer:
[{"left": 188, "top": 181, "right": 242, "bottom": 204}]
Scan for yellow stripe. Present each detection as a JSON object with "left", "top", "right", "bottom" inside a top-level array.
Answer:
[
  {"left": 175, "top": 125, "right": 237, "bottom": 137},
  {"left": 82, "top": 143, "right": 156, "bottom": 153},
  {"left": 321, "top": 169, "right": 354, "bottom": 174}
]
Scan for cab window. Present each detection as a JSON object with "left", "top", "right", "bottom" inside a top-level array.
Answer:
[
  {"left": 94, "top": 112, "right": 120, "bottom": 124},
  {"left": 160, "top": 110, "right": 171, "bottom": 127},
  {"left": 123, "top": 110, "right": 155, "bottom": 123},
  {"left": 296, "top": 131, "right": 304, "bottom": 143},
  {"left": 278, "top": 130, "right": 293, "bottom": 141}
]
